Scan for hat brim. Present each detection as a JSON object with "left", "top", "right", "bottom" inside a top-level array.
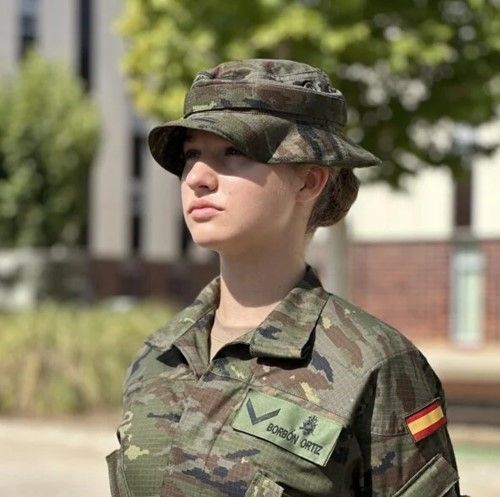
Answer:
[{"left": 148, "top": 110, "right": 381, "bottom": 177}]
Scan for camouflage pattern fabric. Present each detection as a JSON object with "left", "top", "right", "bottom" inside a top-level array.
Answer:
[
  {"left": 107, "top": 265, "right": 466, "bottom": 497},
  {"left": 148, "top": 59, "right": 381, "bottom": 177}
]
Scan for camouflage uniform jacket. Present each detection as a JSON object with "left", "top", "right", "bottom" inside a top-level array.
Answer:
[{"left": 107, "top": 265, "right": 464, "bottom": 497}]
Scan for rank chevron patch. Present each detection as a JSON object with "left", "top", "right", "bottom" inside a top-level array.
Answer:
[
  {"left": 406, "top": 399, "right": 447, "bottom": 442},
  {"left": 246, "top": 398, "right": 281, "bottom": 425}
]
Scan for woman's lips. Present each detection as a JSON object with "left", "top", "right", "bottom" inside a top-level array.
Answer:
[
  {"left": 189, "top": 206, "right": 222, "bottom": 221},
  {"left": 188, "top": 199, "right": 223, "bottom": 221}
]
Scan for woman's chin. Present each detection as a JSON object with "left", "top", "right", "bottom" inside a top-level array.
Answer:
[
  {"left": 191, "top": 231, "right": 248, "bottom": 256},
  {"left": 190, "top": 233, "right": 227, "bottom": 252},
  {"left": 193, "top": 238, "right": 221, "bottom": 251}
]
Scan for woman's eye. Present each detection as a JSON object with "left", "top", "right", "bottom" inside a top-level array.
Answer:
[
  {"left": 225, "top": 147, "right": 244, "bottom": 156},
  {"left": 183, "top": 149, "right": 199, "bottom": 160}
]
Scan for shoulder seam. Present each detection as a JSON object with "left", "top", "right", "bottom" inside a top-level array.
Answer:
[{"left": 367, "top": 347, "right": 421, "bottom": 376}]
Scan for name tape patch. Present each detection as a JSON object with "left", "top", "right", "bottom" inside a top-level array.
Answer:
[
  {"left": 406, "top": 399, "right": 447, "bottom": 442},
  {"left": 232, "top": 389, "right": 342, "bottom": 466}
]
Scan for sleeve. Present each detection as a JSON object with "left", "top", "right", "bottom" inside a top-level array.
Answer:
[{"left": 352, "top": 349, "right": 468, "bottom": 497}]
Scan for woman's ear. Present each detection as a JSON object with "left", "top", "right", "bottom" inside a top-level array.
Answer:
[{"left": 296, "top": 166, "right": 330, "bottom": 204}]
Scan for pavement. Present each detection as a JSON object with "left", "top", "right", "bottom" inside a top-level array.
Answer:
[
  {"left": 0, "top": 414, "right": 118, "bottom": 497},
  {"left": 448, "top": 424, "right": 500, "bottom": 497},
  {"left": 1, "top": 415, "right": 499, "bottom": 497}
]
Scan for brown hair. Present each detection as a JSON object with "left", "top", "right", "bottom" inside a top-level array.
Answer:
[{"left": 306, "top": 168, "right": 359, "bottom": 234}]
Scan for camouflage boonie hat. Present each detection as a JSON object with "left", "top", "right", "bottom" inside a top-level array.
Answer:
[{"left": 148, "top": 59, "right": 381, "bottom": 177}]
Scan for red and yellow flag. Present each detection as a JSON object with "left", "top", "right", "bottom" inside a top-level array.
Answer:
[{"left": 406, "top": 400, "right": 447, "bottom": 442}]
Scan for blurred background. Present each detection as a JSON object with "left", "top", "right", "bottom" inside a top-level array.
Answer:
[{"left": 0, "top": 0, "right": 499, "bottom": 496}]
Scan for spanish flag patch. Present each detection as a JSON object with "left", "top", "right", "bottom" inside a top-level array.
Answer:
[{"left": 406, "top": 400, "right": 447, "bottom": 442}]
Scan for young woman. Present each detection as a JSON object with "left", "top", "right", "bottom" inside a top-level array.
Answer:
[{"left": 107, "top": 59, "right": 466, "bottom": 497}]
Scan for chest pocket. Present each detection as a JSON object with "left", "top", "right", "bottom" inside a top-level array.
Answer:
[
  {"left": 392, "top": 453, "right": 459, "bottom": 497},
  {"left": 245, "top": 471, "right": 289, "bottom": 497},
  {"left": 107, "top": 449, "right": 133, "bottom": 497}
]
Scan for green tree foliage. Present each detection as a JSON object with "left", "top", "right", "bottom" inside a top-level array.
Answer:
[
  {"left": 0, "top": 51, "right": 100, "bottom": 247},
  {"left": 117, "top": 0, "right": 500, "bottom": 186}
]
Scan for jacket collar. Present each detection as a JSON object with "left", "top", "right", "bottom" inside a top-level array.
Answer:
[
  {"left": 146, "top": 264, "right": 330, "bottom": 360},
  {"left": 146, "top": 276, "right": 219, "bottom": 351}
]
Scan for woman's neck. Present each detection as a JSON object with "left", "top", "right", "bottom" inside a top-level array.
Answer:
[{"left": 216, "top": 252, "right": 307, "bottom": 328}]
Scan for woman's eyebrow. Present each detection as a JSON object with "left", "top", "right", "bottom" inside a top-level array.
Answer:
[{"left": 182, "top": 137, "right": 198, "bottom": 149}]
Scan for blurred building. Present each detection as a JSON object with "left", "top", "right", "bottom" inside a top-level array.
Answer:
[{"left": 1, "top": 0, "right": 499, "bottom": 347}]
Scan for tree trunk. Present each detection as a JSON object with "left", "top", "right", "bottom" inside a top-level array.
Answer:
[{"left": 306, "top": 219, "right": 348, "bottom": 298}]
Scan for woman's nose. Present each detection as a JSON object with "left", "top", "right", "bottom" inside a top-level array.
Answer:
[{"left": 184, "top": 159, "right": 218, "bottom": 191}]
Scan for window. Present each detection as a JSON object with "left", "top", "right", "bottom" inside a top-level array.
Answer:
[
  {"left": 130, "top": 129, "right": 144, "bottom": 254},
  {"left": 453, "top": 174, "right": 472, "bottom": 228},
  {"left": 19, "top": 0, "right": 39, "bottom": 58},
  {"left": 78, "top": 0, "right": 92, "bottom": 90},
  {"left": 450, "top": 241, "right": 485, "bottom": 345}
]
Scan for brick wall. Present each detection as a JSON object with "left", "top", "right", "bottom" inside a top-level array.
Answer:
[
  {"left": 88, "top": 239, "right": 499, "bottom": 344},
  {"left": 348, "top": 240, "right": 500, "bottom": 344},
  {"left": 89, "top": 257, "right": 218, "bottom": 305},
  {"left": 482, "top": 240, "right": 500, "bottom": 341},
  {"left": 347, "top": 241, "right": 453, "bottom": 342}
]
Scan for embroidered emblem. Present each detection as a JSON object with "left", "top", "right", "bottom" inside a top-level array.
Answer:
[
  {"left": 300, "top": 415, "right": 318, "bottom": 436},
  {"left": 406, "top": 399, "right": 447, "bottom": 442}
]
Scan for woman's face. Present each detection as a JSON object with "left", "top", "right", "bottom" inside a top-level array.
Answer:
[{"left": 180, "top": 129, "right": 305, "bottom": 255}]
